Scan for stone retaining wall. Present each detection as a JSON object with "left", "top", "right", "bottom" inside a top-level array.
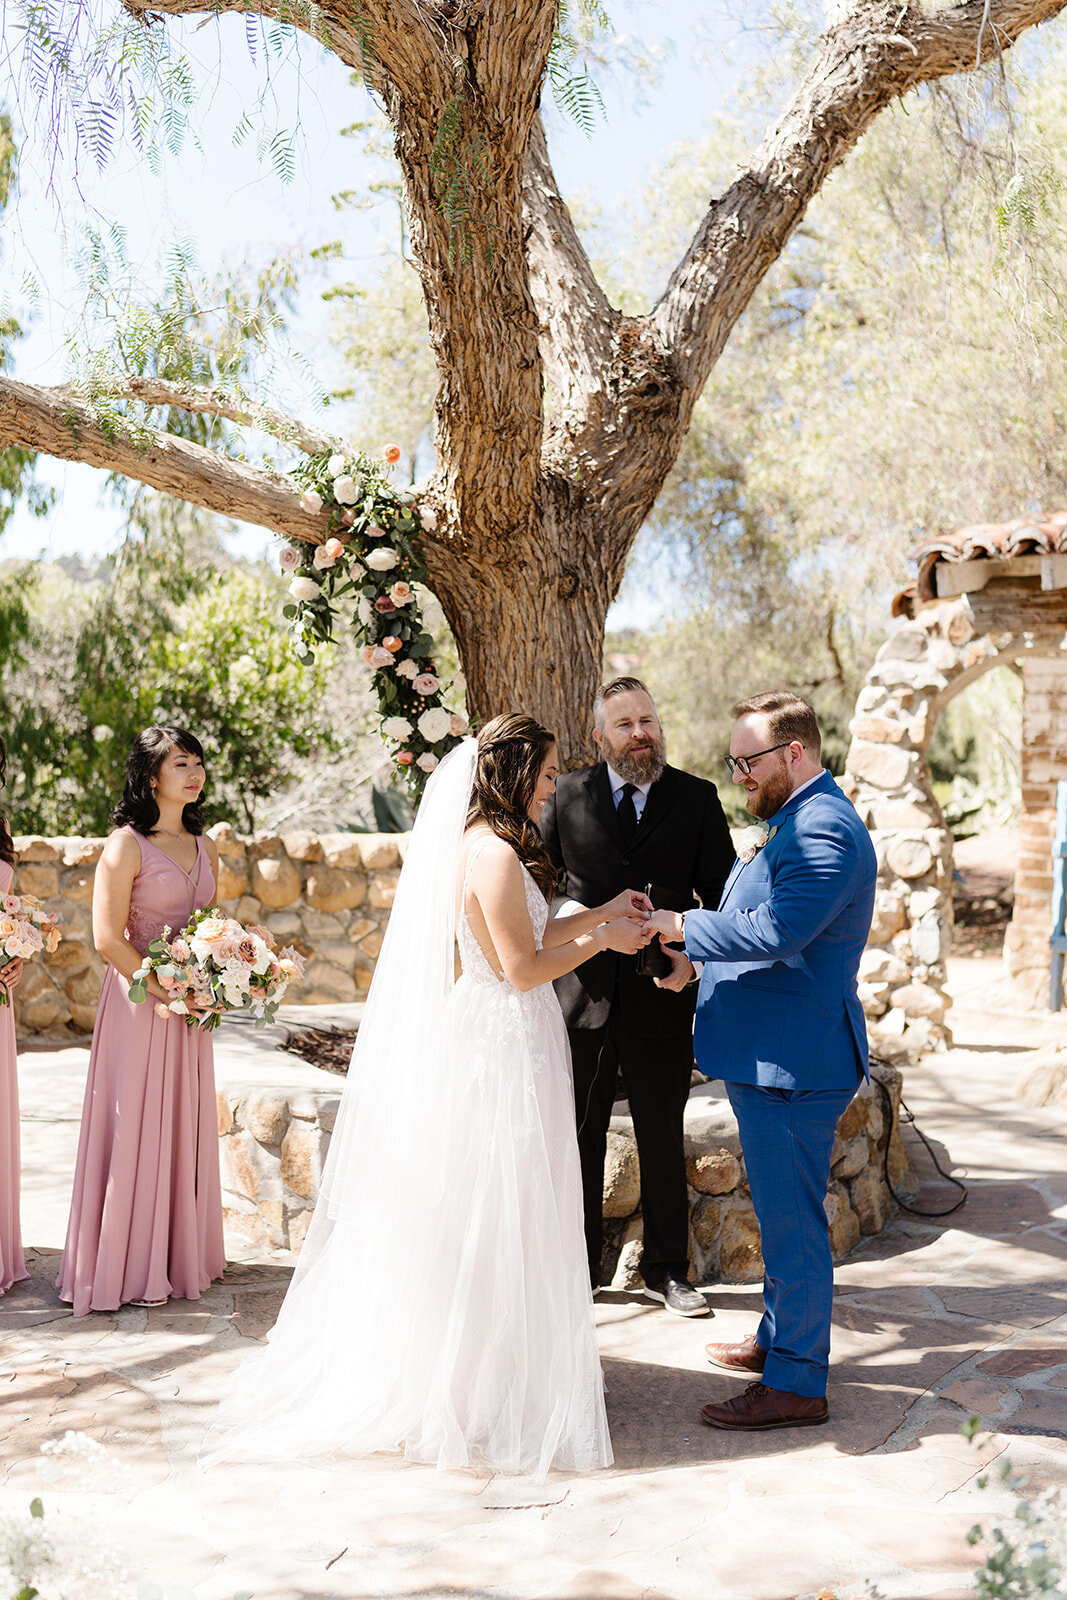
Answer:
[
  {"left": 604, "top": 1061, "right": 912, "bottom": 1287},
  {"left": 217, "top": 1074, "right": 340, "bottom": 1253},
  {"left": 215, "top": 1051, "right": 912, "bottom": 1270},
  {"left": 9, "top": 827, "right": 404, "bottom": 1039}
]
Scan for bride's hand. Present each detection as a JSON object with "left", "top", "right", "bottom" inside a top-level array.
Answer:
[
  {"left": 600, "top": 916, "right": 654, "bottom": 955},
  {"left": 600, "top": 888, "right": 653, "bottom": 922}
]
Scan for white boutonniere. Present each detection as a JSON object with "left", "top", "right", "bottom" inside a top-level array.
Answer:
[{"left": 736, "top": 822, "right": 778, "bottom": 864}]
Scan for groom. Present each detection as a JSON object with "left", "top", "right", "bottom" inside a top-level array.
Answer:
[
  {"left": 651, "top": 690, "right": 876, "bottom": 1427},
  {"left": 540, "top": 677, "right": 735, "bottom": 1314}
]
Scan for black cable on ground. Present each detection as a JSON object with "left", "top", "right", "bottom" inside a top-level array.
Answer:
[{"left": 871, "top": 1063, "right": 968, "bottom": 1219}]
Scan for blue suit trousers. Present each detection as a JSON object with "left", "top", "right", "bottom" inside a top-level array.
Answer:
[{"left": 726, "top": 1081, "right": 856, "bottom": 1398}]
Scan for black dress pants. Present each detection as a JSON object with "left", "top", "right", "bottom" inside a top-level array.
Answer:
[{"left": 568, "top": 1011, "right": 695, "bottom": 1289}]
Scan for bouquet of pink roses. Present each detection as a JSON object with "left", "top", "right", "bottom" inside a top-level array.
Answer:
[
  {"left": 0, "top": 893, "right": 62, "bottom": 1006},
  {"left": 129, "top": 907, "right": 305, "bottom": 1032}
]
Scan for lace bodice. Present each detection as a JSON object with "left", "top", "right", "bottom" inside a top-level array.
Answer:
[{"left": 457, "top": 837, "right": 548, "bottom": 990}]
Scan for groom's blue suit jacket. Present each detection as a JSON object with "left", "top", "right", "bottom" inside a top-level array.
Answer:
[{"left": 683, "top": 770, "right": 877, "bottom": 1092}]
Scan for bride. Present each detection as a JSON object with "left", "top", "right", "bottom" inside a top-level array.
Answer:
[{"left": 204, "top": 715, "right": 652, "bottom": 1478}]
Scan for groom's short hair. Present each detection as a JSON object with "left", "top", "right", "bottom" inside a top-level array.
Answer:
[
  {"left": 732, "top": 690, "right": 821, "bottom": 759},
  {"left": 594, "top": 675, "right": 656, "bottom": 731}
]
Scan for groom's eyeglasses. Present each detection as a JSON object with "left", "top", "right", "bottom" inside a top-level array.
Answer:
[{"left": 725, "top": 742, "right": 791, "bottom": 777}]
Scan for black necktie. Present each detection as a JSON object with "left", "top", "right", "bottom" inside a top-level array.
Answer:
[{"left": 616, "top": 783, "right": 639, "bottom": 844}]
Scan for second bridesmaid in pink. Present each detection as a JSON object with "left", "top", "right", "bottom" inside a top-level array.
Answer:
[
  {"left": 58, "top": 726, "right": 225, "bottom": 1316},
  {"left": 0, "top": 735, "right": 28, "bottom": 1297}
]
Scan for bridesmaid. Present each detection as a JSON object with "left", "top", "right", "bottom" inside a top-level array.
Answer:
[
  {"left": 58, "top": 727, "right": 225, "bottom": 1316},
  {"left": 0, "top": 735, "right": 29, "bottom": 1296}
]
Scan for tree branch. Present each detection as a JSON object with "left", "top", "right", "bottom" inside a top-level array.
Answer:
[
  {"left": 652, "top": 0, "right": 1067, "bottom": 409},
  {"left": 0, "top": 376, "right": 332, "bottom": 544},
  {"left": 522, "top": 114, "right": 617, "bottom": 434},
  {"left": 114, "top": 377, "right": 342, "bottom": 455}
]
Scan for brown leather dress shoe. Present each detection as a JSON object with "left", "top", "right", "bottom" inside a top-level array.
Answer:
[
  {"left": 700, "top": 1381, "right": 829, "bottom": 1431},
  {"left": 704, "top": 1334, "right": 766, "bottom": 1375}
]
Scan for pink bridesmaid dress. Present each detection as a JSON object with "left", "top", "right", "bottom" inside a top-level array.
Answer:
[
  {"left": 0, "top": 859, "right": 29, "bottom": 1296},
  {"left": 57, "top": 828, "right": 226, "bottom": 1316}
]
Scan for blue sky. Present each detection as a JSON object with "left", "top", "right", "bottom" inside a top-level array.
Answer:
[{"left": 1, "top": 0, "right": 767, "bottom": 619}]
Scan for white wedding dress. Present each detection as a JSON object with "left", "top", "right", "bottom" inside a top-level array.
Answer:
[{"left": 203, "top": 743, "right": 611, "bottom": 1479}]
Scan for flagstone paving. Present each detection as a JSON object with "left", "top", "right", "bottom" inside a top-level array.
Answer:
[{"left": 2, "top": 950, "right": 1066, "bottom": 1600}]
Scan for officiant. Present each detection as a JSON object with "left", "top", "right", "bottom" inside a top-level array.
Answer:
[{"left": 540, "top": 677, "right": 735, "bottom": 1316}]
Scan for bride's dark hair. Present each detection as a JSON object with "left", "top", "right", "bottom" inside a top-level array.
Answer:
[
  {"left": 111, "top": 726, "right": 207, "bottom": 836},
  {"left": 0, "top": 736, "right": 13, "bottom": 868},
  {"left": 466, "top": 714, "right": 558, "bottom": 899}
]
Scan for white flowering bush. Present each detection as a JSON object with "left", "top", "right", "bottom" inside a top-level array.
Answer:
[
  {"left": 958, "top": 1418, "right": 1066, "bottom": 1600},
  {"left": 0, "top": 1433, "right": 121, "bottom": 1599},
  {"left": 283, "top": 446, "right": 467, "bottom": 793}
]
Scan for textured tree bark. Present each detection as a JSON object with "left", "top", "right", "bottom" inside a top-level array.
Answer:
[{"left": 4, "top": 0, "right": 1066, "bottom": 765}]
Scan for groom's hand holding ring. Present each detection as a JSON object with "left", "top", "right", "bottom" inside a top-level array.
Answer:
[{"left": 648, "top": 908, "right": 685, "bottom": 943}]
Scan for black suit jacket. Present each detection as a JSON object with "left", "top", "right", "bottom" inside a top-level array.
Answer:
[{"left": 540, "top": 763, "right": 735, "bottom": 1038}]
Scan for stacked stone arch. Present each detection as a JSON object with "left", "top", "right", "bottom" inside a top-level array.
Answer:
[{"left": 842, "top": 596, "right": 1062, "bottom": 1063}]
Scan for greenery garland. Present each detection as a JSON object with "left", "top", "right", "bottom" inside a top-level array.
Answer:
[{"left": 282, "top": 448, "right": 467, "bottom": 793}]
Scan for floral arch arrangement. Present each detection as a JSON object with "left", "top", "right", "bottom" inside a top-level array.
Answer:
[{"left": 282, "top": 448, "right": 467, "bottom": 793}]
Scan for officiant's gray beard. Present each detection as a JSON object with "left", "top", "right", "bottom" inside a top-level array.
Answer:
[{"left": 603, "top": 731, "right": 667, "bottom": 787}]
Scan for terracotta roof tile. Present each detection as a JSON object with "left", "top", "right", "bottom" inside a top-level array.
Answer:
[{"left": 912, "top": 513, "right": 1067, "bottom": 601}]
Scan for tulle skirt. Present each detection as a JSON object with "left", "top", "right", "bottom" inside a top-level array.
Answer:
[{"left": 203, "top": 972, "right": 611, "bottom": 1479}]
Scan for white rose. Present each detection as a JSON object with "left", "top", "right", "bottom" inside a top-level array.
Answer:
[
  {"left": 419, "top": 506, "right": 438, "bottom": 532},
  {"left": 382, "top": 716, "right": 414, "bottom": 740},
  {"left": 299, "top": 488, "right": 323, "bottom": 514},
  {"left": 312, "top": 544, "right": 336, "bottom": 569},
  {"left": 333, "top": 474, "right": 359, "bottom": 505},
  {"left": 365, "top": 546, "right": 399, "bottom": 572},
  {"left": 418, "top": 707, "right": 452, "bottom": 744},
  {"left": 289, "top": 576, "right": 321, "bottom": 603},
  {"left": 327, "top": 454, "right": 348, "bottom": 477},
  {"left": 395, "top": 659, "right": 419, "bottom": 680}
]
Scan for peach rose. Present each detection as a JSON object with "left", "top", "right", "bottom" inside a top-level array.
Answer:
[
  {"left": 382, "top": 636, "right": 403, "bottom": 652},
  {"left": 388, "top": 581, "right": 414, "bottom": 607},
  {"left": 450, "top": 714, "right": 469, "bottom": 736},
  {"left": 382, "top": 444, "right": 402, "bottom": 464},
  {"left": 362, "top": 645, "right": 394, "bottom": 669},
  {"left": 416, "top": 752, "right": 439, "bottom": 774},
  {"left": 397, "top": 751, "right": 414, "bottom": 766}
]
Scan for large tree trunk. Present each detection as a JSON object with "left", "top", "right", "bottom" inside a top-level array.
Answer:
[
  {"left": 422, "top": 499, "right": 629, "bottom": 770},
  {"left": 3, "top": 1, "right": 1065, "bottom": 769}
]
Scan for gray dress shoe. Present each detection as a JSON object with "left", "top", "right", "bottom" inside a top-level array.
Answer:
[{"left": 642, "top": 1273, "right": 710, "bottom": 1318}]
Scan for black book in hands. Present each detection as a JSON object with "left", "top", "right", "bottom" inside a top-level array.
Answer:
[{"left": 635, "top": 881, "right": 690, "bottom": 981}]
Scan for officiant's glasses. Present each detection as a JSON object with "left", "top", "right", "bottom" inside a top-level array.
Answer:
[{"left": 725, "top": 742, "right": 791, "bottom": 777}]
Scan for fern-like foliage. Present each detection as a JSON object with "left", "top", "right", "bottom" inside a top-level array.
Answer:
[
  {"left": 548, "top": 0, "right": 610, "bottom": 138},
  {"left": 430, "top": 58, "right": 495, "bottom": 268}
]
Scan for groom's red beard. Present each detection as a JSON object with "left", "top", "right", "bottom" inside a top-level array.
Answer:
[
  {"left": 744, "top": 756, "right": 793, "bottom": 820},
  {"left": 601, "top": 732, "right": 667, "bottom": 787}
]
